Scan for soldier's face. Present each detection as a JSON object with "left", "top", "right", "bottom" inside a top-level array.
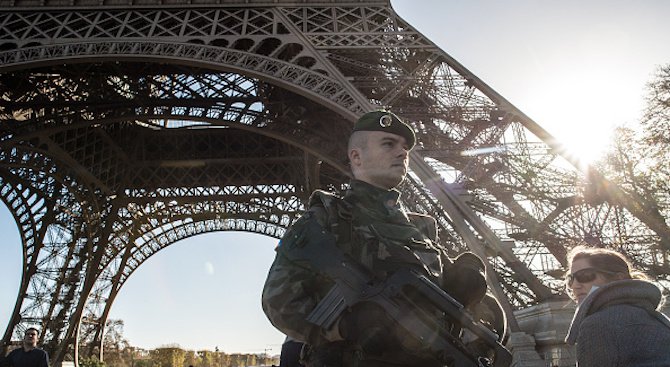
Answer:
[{"left": 350, "top": 131, "right": 409, "bottom": 189}]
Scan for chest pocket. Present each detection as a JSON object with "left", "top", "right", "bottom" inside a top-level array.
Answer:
[
  {"left": 354, "top": 220, "right": 443, "bottom": 279},
  {"left": 314, "top": 191, "right": 442, "bottom": 280}
]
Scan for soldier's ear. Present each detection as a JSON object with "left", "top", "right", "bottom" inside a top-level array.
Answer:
[{"left": 348, "top": 148, "right": 361, "bottom": 167}]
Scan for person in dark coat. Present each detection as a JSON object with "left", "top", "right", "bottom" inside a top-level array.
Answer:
[
  {"left": 564, "top": 245, "right": 670, "bottom": 366},
  {"left": 2, "top": 328, "right": 49, "bottom": 367},
  {"left": 279, "top": 336, "right": 304, "bottom": 367}
]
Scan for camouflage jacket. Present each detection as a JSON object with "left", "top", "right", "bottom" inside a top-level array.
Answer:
[{"left": 261, "top": 180, "right": 451, "bottom": 345}]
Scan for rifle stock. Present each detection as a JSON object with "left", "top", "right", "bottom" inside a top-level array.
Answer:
[{"left": 282, "top": 218, "right": 512, "bottom": 367}]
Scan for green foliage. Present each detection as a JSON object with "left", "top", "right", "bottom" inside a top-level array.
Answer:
[
  {"left": 133, "top": 360, "right": 154, "bottom": 367},
  {"left": 79, "top": 357, "right": 107, "bottom": 367},
  {"left": 103, "top": 319, "right": 132, "bottom": 367},
  {"left": 90, "top": 319, "right": 279, "bottom": 367},
  {"left": 151, "top": 347, "right": 186, "bottom": 367},
  {"left": 182, "top": 351, "right": 198, "bottom": 367},
  {"left": 195, "top": 350, "right": 217, "bottom": 367}
]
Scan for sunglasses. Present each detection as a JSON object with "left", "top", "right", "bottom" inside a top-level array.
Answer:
[{"left": 565, "top": 267, "right": 617, "bottom": 286}]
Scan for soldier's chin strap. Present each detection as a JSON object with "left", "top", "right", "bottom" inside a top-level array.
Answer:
[{"left": 278, "top": 218, "right": 513, "bottom": 367}]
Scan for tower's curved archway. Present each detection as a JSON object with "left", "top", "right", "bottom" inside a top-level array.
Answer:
[
  {"left": 1, "top": 56, "right": 356, "bottom": 363},
  {"left": 0, "top": 204, "right": 22, "bottom": 336},
  {"left": 100, "top": 231, "right": 285, "bottom": 358}
]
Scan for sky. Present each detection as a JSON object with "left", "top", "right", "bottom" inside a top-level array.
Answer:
[{"left": 2, "top": 0, "right": 670, "bottom": 358}]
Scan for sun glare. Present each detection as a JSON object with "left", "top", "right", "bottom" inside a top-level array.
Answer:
[{"left": 522, "top": 68, "right": 638, "bottom": 167}]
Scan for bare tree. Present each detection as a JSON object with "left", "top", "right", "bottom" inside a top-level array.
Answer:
[
  {"left": 641, "top": 64, "right": 670, "bottom": 192},
  {"left": 103, "top": 320, "right": 131, "bottom": 367}
]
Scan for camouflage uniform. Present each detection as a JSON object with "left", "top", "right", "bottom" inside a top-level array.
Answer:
[{"left": 262, "top": 180, "right": 454, "bottom": 366}]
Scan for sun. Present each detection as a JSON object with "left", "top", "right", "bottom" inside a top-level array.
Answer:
[{"left": 520, "top": 69, "right": 636, "bottom": 167}]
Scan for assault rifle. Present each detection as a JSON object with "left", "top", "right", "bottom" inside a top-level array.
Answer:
[{"left": 281, "top": 218, "right": 513, "bottom": 367}]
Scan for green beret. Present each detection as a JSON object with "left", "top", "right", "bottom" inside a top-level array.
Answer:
[{"left": 352, "top": 110, "right": 416, "bottom": 148}]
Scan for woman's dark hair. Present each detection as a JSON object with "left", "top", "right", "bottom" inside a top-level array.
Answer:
[
  {"left": 565, "top": 245, "right": 663, "bottom": 306},
  {"left": 566, "top": 245, "right": 648, "bottom": 281}
]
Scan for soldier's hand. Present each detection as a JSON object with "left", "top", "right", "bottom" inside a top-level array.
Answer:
[
  {"left": 442, "top": 252, "right": 487, "bottom": 308},
  {"left": 338, "top": 302, "right": 397, "bottom": 354}
]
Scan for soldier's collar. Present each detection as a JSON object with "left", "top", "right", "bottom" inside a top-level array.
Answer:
[{"left": 347, "top": 180, "right": 401, "bottom": 208}]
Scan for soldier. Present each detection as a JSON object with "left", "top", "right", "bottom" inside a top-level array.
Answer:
[{"left": 262, "top": 111, "right": 502, "bottom": 367}]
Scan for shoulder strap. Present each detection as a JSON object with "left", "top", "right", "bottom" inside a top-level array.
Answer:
[
  {"left": 308, "top": 189, "right": 353, "bottom": 252},
  {"left": 308, "top": 190, "right": 342, "bottom": 229}
]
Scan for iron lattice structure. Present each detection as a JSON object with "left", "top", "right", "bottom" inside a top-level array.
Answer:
[{"left": 1, "top": 0, "right": 669, "bottom": 363}]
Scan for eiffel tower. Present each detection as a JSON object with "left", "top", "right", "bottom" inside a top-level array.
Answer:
[{"left": 1, "top": 0, "right": 669, "bottom": 365}]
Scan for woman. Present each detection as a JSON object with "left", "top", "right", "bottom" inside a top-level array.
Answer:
[{"left": 564, "top": 245, "right": 670, "bottom": 366}]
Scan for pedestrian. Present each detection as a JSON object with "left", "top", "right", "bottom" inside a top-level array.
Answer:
[
  {"left": 2, "top": 328, "right": 49, "bottom": 367},
  {"left": 262, "top": 110, "right": 504, "bottom": 367},
  {"left": 565, "top": 245, "right": 670, "bottom": 366},
  {"left": 279, "top": 336, "right": 304, "bottom": 367}
]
